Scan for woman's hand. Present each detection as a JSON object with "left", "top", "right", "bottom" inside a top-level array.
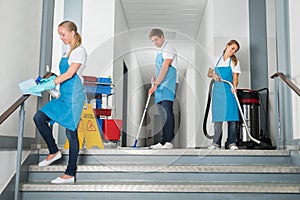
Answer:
[
  {"left": 212, "top": 73, "right": 220, "bottom": 82},
  {"left": 208, "top": 68, "right": 220, "bottom": 81},
  {"left": 54, "top": 63, "right": 81, "bottom": 84},
  {"left": 231, "top": 86, "right": 237, "bottom": 93}
]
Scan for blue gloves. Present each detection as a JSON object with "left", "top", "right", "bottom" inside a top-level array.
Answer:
[
  {"left": 28, "top": 75, "right": 56, "bottom": 93},
  {"left": 39, "top": 75, "right": 56, "bottom": 84}
]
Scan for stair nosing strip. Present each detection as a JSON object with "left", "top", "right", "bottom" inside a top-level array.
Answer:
[
  {"left": 20, "top": 182, "right": 300, "bottom": 193},
  {"left": 28, "top": 164, "right": 300, "bottom": 173},
  {"left": 38, "top": 149, "right": 290, "bottom": 156}
]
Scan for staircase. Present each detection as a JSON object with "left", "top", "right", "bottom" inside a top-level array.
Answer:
[{"left": 19, "top": 148, "right": 300, "bottom": 200}]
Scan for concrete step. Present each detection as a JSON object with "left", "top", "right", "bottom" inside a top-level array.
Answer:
[
  {"left": 20, "top": 192, "right": 300, "bottom": 200},
  {"left": 19, "top": 149, "right": 300, "bottom": 200},
  {"left": 20, "top": 181, "right": 300, "bottom": 193},
  {"left": 37, "top": 148, "right": 291, "bottom": 165},
  {"left": 27, "top": 164, "right": 300, "bottom": 183},
  {"left": 29, "top": 164, "right": 300, "bottom": 173},
  {"left": 20, "top": 182, "right": 300, "bottom": 200}
]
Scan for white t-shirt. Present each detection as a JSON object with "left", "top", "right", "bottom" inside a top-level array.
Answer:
[
  {"left": 156, "top": 41, "right": 178, "bottom": 69},
  {"left": 210, "top": 55, "right": 241, "bottom": 74},
  {"left": 63, "top": 45, "right": 87, "bottom": 82}
]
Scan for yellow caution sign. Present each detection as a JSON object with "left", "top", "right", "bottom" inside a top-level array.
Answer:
[{"left": 65, "top": 103, "right": 104, "bottom": 149}]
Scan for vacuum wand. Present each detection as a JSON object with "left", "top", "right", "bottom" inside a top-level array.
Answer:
[
  {"left": 220, "top": 79, "right": 261, "bottom": 145},
  {"left": 132, "top": 82, "right": 154, "bottom": 148}
]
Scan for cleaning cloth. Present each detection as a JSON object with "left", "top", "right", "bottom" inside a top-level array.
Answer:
[
  {"left": 27, "top": 75, "right": 56, "bottom": 93},
  {"left": 18, "top": 79, "right": 42, "bottom": 96}
]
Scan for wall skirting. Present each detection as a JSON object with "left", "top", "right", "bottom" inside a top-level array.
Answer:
[{"left": 0, "top": 136, "right": 35, "bottom": 150}]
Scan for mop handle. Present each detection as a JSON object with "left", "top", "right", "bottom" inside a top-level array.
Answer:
[
  {"left": 220, "top": 79, "right": 260, "bottom": 144},
  {"left": 134, "top": 82, "right": 155, "bottom": 141},
  {"left": 135, "top": 95, "right": 152, "bottom": 140}
]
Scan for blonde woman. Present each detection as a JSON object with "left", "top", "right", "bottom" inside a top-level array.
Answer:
[{"left": 32, "top": 21, "right": 87, "bottom": 183}]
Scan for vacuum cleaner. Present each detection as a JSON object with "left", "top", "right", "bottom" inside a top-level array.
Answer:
[
  {"left": 236, "top": 87, "right": 273, "bottom": 149},
  {"left": 203, "top": 79, "right": 274, "bottom": 149}
]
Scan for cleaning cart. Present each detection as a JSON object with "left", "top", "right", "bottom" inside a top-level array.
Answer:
[{"left": 83, "top": 76, "right": 122, "bottom": 146}]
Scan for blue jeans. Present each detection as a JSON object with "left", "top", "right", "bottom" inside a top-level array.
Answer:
[
  {"left": 213, "top": 121, "right": 237, "bottom": 148},
  {"left": 33, "top": 111, "right": 79, "bottom": 176},
  {"left": 157, "top": 100, "right": 175, "bottom": 144}
]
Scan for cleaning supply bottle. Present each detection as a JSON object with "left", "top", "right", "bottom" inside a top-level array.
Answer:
[
  {"left": 96, "top": 95, "right": 102, "bottom": 109},
  {"left": 48, "top": 87, "right": 61, "bottom": 98}
]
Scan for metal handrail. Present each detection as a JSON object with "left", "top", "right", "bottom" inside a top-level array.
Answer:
[
  {"left": 0, "top": 95, "right": 30, "bottom": 125},
  {"left": 0, "top": 94, "right": 31, "bottom": 200},
  {"left": 271, "top": 72, "right": 300, "bottom": 96},
  {"left": 270, "top": 72, "right": 300, "bottom": 149}
]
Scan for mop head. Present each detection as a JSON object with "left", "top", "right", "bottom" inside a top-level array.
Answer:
[{"left": 132, "top": 140, "right": 138, "bottom": 148}]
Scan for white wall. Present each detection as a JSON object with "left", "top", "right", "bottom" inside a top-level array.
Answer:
[
  {"left": 172, "top": 40, "right": 197, "bottom": 148},
  {"left": 0, "top": 151, "right": 30, "bottom": 194},
  {"left": 82, "top": 0, "right": 115, "bottom": 77},
  {"left": 289, "top": 0, "right": 300, "bottom": 139},
  {"left": 177, "top": 65, "right": 199, "bottom": 148},
  {"left": 0, "top": 0, "right": 43, "bottom": 193},
  {"left": 113, "top": 0, "right": 129, "bottom": 119},
  {"left": 51, "top": 0, "right": 64, "bottom": 76},
  {"left": 113, "top": 0, "right": 146, "bottom": 145},
  {"left": 0, "top": 0, "right": 42, "bottom": 138},
  {"left": 192, "top": 0, "right": 215, "bottom": 148}
]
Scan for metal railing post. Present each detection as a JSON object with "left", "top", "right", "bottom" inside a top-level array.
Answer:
[
  {"left": 14, "top": 102, "right": 25, "bottom": 200},
  {"left": 274, "top": 78, "right": 282, "bottom": 149}
]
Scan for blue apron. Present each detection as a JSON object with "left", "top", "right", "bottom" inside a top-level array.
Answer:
[
  {"left": 212, "top": 56, "right": 239, "bottom": 122},
  {"left": 154, "top": 42, "right": 177, "bottom": 104},
  {"left": 41, "top": 57, "right": 85, "bottom": 131}
]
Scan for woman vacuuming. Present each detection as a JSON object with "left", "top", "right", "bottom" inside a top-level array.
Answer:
[{"left": 207, "top": 39, "right": 241, "bottom": 150}]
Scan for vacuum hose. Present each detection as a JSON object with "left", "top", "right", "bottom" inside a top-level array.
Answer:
[
  {"left": 203, "top": 79, "right": 214, "bottom": 139},
  {"left": 220, "top": 79, "right": 261, "bottom": 144},
  {"left": 203, "top": 79, "right": 264, "bottom": 145}
]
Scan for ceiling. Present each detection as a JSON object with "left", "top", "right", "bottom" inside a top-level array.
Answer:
[
  {"left": 119, "top": 0, "right": 208, "bottom": 84},
  {"left": 120, "top": 0, "right": 208, "bottom": 40}
]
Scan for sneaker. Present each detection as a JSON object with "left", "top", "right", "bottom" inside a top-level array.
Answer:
[
  {"left": 163, "top": 142, "right": 173, "bottom": 149},
  {"left": 51, "top": 176, "right": 75, "bottom": 184},
  {"left": 207, "top": 145, "right": 221, "bottom": 150},
  {"left": 229, "top": 145, "right": 239, "bottom": 150},
  {"left": 150, "top": 143, "right": 164, "bottom": 149},
  {"left": 38, "top": 151, "right": 62, "bottom": 167}
]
